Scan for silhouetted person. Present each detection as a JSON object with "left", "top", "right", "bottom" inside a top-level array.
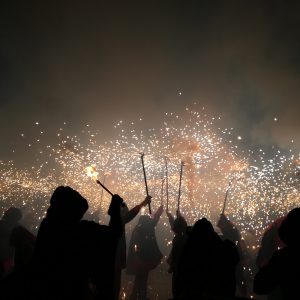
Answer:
[
  {"left": 127, "top": 205, "right": 163, "bottom": 300},
  {"left": 256, "top": 216, "right": 286, "bottom": 268},
  {"left": 177, "top": 218, "right": 239, "bottom": 299},
  {"left": 217, "top": 213, "right": 250, "bottom": 297},
  {"left": 114, "top": 196, "right": 151, "bottom": 300},
  {"left": 254, "top": 208, "right": 300, "bottom": 300},
  {"left": 29, "top": 186, "right": 123, "bottom": 300},
  {"left": 255, "top": 216, "right": 286, "bottom": 300},
  {"left": 10, "top": 225, "right": 36, "bottom": 273},
  {"left": 0, "top": 207, "right": 22, "bottom": 279},
  {"left": 166, "top": 209, "right": 187, "bottom": 299},
  {"left": 0, "top": 224, "right": 36, "bottom": 300}
]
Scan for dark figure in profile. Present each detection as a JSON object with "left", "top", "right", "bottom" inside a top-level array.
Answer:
[
  {"left": 256, "top": 216, "right": 286, "bottom": 268},
  {"left": 217, "top": 213, "right": 251, "bottom": 297},
  {"left": 177, "top": 218, "right": 239, "bottom": 299},
  {"left": 254, "top": 208, "right": 300, "bottom": 300},
  {"left": 166, "top": 209, "right": 188, "bottom": 300},
  {"left": 0, "top": 207, "right": 22, "bottom": 279},
  {"left": 127, "top": 205, "right": 163, "bottom": 300},
  {"left": 114, "top": 196, "right": 151, "bottom": 300},
  {"left": 29, "top": 186, "right": 123, "bottom": 300}
]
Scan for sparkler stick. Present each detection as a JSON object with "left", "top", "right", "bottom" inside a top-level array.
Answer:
[
  {"left": 96, "top": 179, "right": 113, "bottom": 196},
  {"left": 164, "top": 157, "right": 169, "bottom": 211},
  {"left": 140, "top": 153, "right": 152, "bottom": 214},
  {"left": 160, "top": 178, "right": 165, "bottom": 206},
  {"left": 100, "top": 174, "right": 106, "bottom": 203},
  {"left": 177, "top": 161, "right": 185, "bottom": 210},
  {"left": 222, "top": 181, "right": 232, "bottom": 214}
]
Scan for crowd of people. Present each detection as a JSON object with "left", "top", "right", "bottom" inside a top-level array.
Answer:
[{"left": 0, "top": 185, "right": 299, "bottom": 299}]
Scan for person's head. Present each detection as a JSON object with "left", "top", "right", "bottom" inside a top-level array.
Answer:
[
  {"left": 217, "top": 213, "right": 230, "bottom": 230},
  {"left": 191, "top": 218, "right": 218, "bottom": 243},
  {"left": 120, "top": 202, "right": 129, "bottom": 219},
  {"left": 2, "top": 207, "right": 22, "bottom": 225},
  {"left": 172, "top": 216, "right": 187, "bottom": 234},
  {"left": 138, "top": 214, "right": 152, "bottom": 227},
  {"left": 47, "top": 186, "right": 89, "bottom": 222},
  {"left": 278, "top": 208, "right": 300, "bottom": 247}
]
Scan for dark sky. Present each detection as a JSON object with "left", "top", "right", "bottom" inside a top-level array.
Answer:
[{"left": 1, "top": 0, "right": 300, "bottom": 160}]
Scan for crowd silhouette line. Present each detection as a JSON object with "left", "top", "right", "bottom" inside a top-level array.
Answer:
[{"left": 0, "top": 185, "right": 299, "bottom": 300}]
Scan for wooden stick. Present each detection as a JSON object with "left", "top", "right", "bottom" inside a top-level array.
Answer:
[
  {"left": 140, "top": 153, "right": 152, "bottom": 214},
  {"left": 100, "top": 174, "right": 106, "bottom": 203},
  {"left": 222, "top": 181, "right": 232, "bottom": 214},
  {"left": 177, "top": 161, "right": 184, "bottom": 210},
  {"left": 164, "top": 157, "right": 169, "bottom": 211},
  {"left": 160, "top": 178, "right": 165, "bottom": 206},
  {"left": 96, "top": 179, "right": 113, "bottom": 196}
]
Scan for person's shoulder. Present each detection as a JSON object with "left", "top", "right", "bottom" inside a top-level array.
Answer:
[{"left": 79, "top": 220, "right": 107, "bottom": 230}]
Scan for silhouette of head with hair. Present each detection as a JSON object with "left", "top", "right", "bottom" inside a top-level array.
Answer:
[
  {"left": 46, "top": 186, "right": 88, "bottom": 222},
  {"left": 278, "top": 207, "right": 300, "bottom": 247}
]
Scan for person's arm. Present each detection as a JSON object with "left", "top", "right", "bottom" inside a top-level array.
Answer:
[
  {"left": 166, "top": 210, "right": 175, "bottom": 228},
  {"left": 152, "top": 205, "right": 164, "bottom": 227},
  {"left": 123, "top": 196, "right": 151, "bottom": 224}
]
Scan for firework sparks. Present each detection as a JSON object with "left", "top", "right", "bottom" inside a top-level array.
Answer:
[{"left": 1, "top": 106, "right": 300, "bottom": 244}]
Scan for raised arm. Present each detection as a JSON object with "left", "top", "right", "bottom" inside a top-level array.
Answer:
[
  {"left": 123, "top": 196, "right": 151, "bottom": 224},
  {"left": 166, "top": 210, "right": 175, "bottom": 228},
  {"left": 152, "top": 205, "right": 164, "bottom": 227}
]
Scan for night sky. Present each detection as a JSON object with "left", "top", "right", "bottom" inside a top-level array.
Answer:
[{"left": 1, "top": 1, "right": 300, "bottom": 161}]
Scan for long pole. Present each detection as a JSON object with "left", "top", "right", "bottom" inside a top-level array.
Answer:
[
  {"left": 100, "top": 174, "right": 106, "bottom": 203},
  {"left": 222, "top": 181, "right": 232, "bottom": 214},
  {"left": 177, "top": 161, "right": 184, "bottom": 210},
  {"left": 164, "top": 157, "right": 169, "bottom": 211},
  {"left": 140, "top": 153, "right": 152, "bottom": 214},
  {"left": 160, "top": 178, "right": 165, "bottom": 206}
]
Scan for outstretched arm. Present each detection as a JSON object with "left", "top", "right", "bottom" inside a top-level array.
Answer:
[
  {"left": 166, "top": 210, "right": 175, "bottom": 228},
  {"left": 123, "top": 196, "right": 151, "bottom": 224},
  {"left": 153, "top": 205, "right": 164, "bottom": 226}
]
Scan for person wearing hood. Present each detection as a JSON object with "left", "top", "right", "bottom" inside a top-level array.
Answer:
[
  {"left": 114, "top": 196, "right": 151, "bottom": 300},
  {"left": 29, "top": 186, "right": 123, "bottom": 300},
  {"left": 127, "top": 204, "right": 163, "bottom": 300}
]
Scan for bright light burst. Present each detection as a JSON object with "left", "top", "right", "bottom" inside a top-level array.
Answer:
[{"left": 1, "top": 107, "right": 300, "bottom": 244}]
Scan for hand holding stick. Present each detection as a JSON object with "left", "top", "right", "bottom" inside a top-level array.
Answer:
[{"left": 140, "top": 153, "right": 152, "bottom": 214}]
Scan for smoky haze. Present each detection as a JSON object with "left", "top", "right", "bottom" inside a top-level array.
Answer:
[{"left": 1, "top": 1, "right": 300, "bottom": 161}]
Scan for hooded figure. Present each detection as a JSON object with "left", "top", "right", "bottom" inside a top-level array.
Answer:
[
  {"left": 166, "top": 209, "right": 188, "bottom": 299},
  {"left": 177, "top": 218, "right": 239, "bottom": 299},
  {"left": 29, "top": 186, "right": 123, "bottom": 300},
  {"left": 254, "top": 208, "right": 300, "bottom": 300},
  {"left": 127, "top": 205, "right": 163, "bottom": 300}
]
